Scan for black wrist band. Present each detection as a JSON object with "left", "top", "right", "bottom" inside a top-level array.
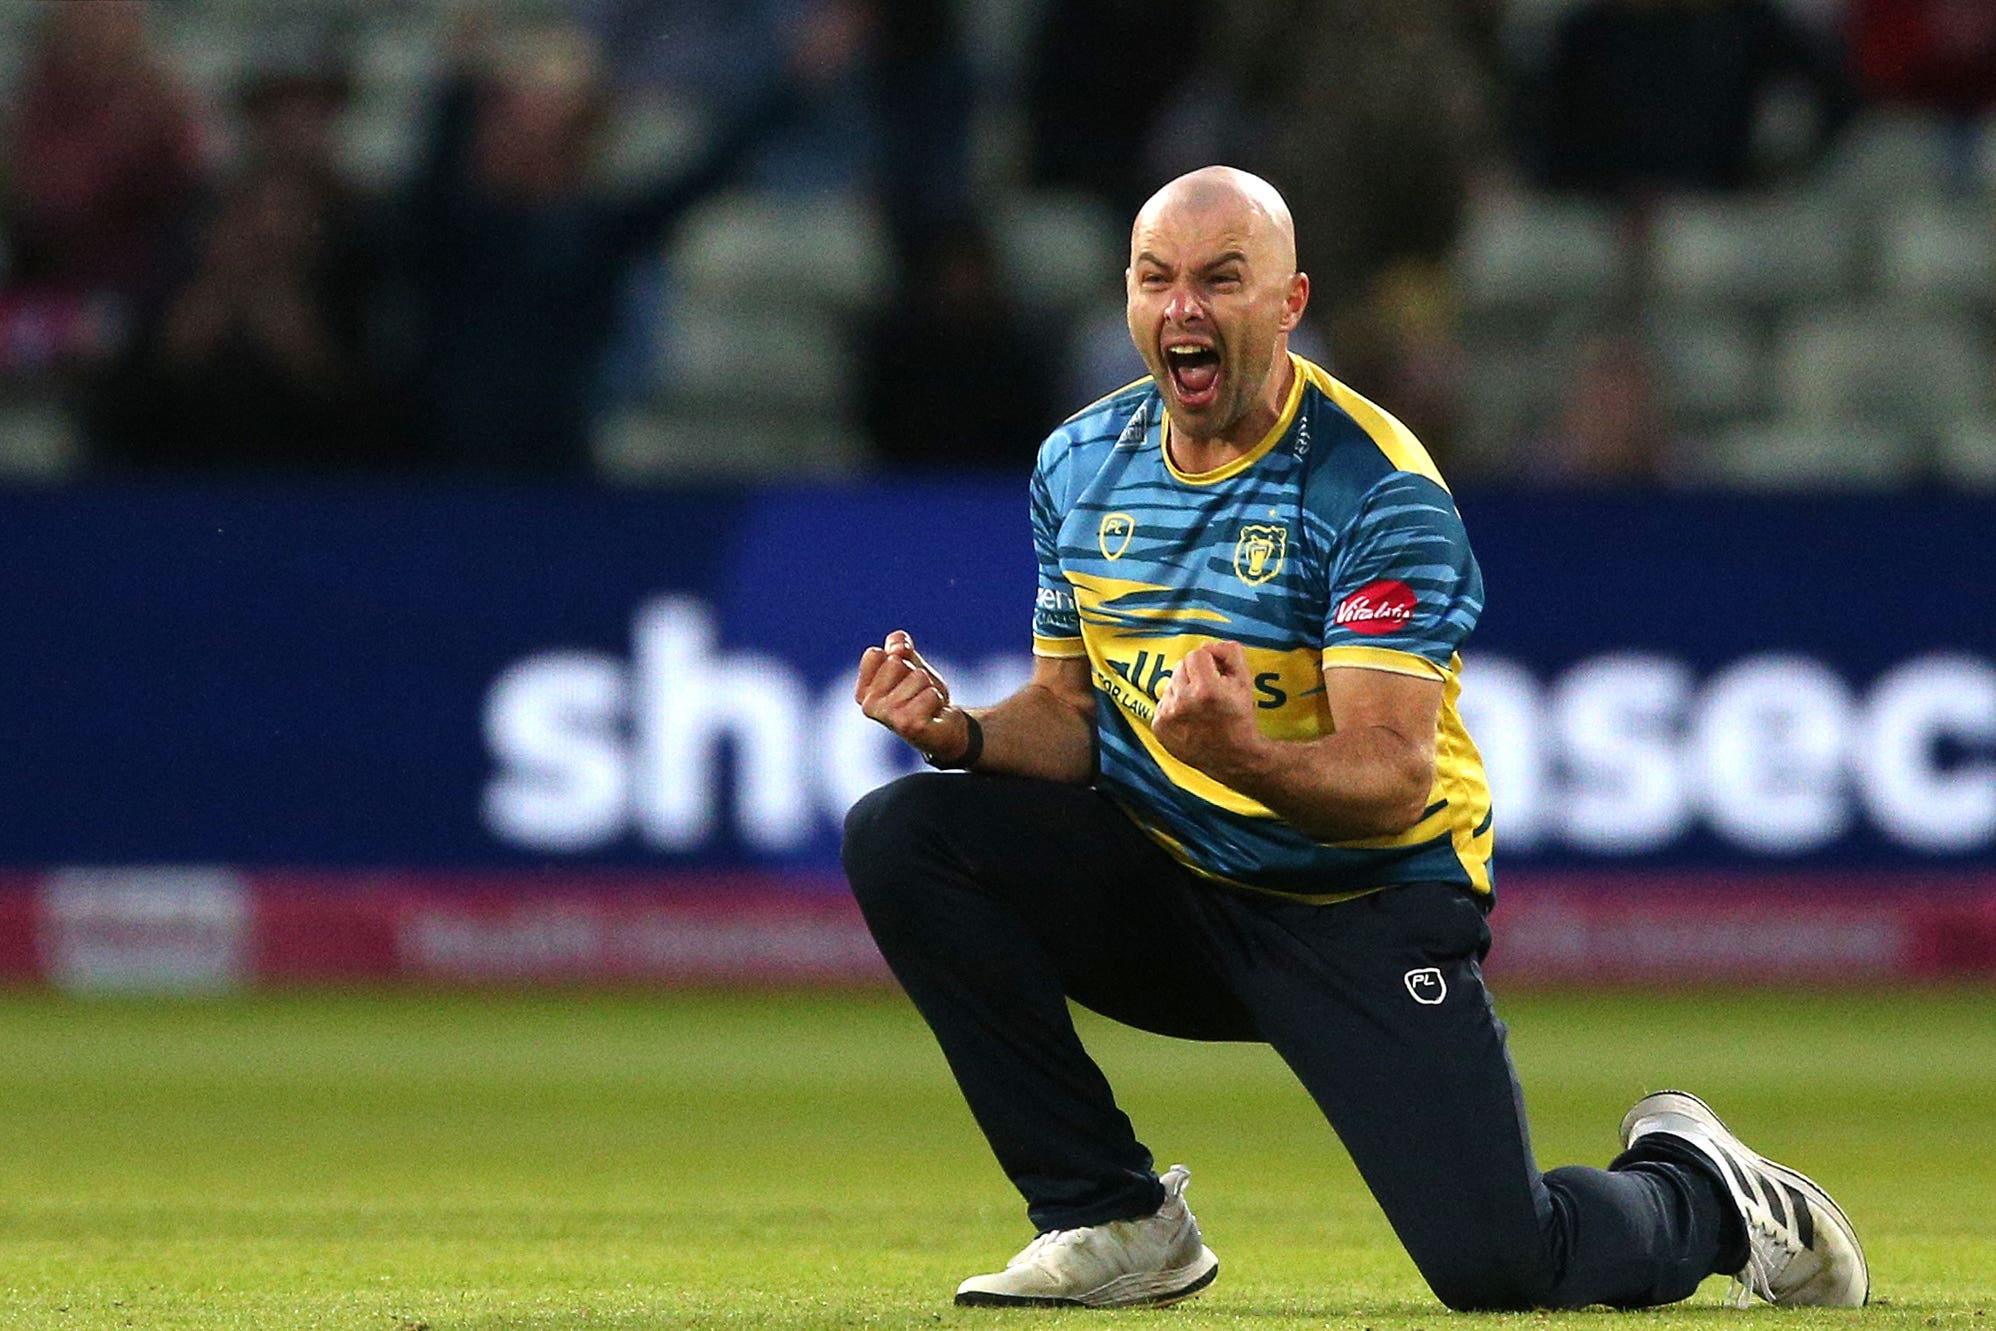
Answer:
[{"left": 924, "top": 712, "right": 983, "bottom": 770}]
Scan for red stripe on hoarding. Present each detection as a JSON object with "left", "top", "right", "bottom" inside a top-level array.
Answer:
[
  {"left": 0, "top": 875, "right": 38, "bottom": 978},
  {"left": 1487, "top": 872, "right": 1996, "bottom": 983},
  {"left": 2, "top": 869, "right": 1994, "bottom": 988},
  {"left": 250, "top": 870, "right": 883, "bottom": 985}
]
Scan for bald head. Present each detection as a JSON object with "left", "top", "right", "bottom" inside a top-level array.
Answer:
[
  {"left": 1132, "top": 166, "right": 1297, "bottom": 276},
  {"left": 1125, "top": 165, "right": 1309, "bottom": 453}
]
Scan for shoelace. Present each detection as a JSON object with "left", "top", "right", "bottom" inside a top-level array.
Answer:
[
  {"left": 1006, "top": 1184, "right": 1189, "bottom": 1277},
  {"left": 1010, "top": 1228, "right": 1088, "bottom": 1270},
  {"left": 1727, "top": 1211, "right": 1800, "bottom": 1308}
]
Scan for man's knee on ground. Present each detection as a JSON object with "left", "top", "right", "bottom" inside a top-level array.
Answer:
[
  {"left": 1427, "top": 1276, "right": 1547, "bottom": 1313},
  {"left": 1422, "top": 1254, "right": 1561, "bottom": 1313}
]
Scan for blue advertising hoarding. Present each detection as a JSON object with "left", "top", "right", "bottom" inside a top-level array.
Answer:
[{"left": 4, "top": 482, "right": 1993, "bottom": 879}]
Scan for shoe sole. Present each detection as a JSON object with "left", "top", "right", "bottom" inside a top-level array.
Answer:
[
  {"left": 1622, "top": 1090, "right": 1870, "bottom": 1307},
  {"left": 954, "top": 1248, "right": 1219, "bottom": 1309}
]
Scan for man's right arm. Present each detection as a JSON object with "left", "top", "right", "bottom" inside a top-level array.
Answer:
[
  {"left": 854, "top": 632, "right": 1096, "bottom": 784},
  {"left": 965, "top": 654, "right": 1097, "bottom": 783}
]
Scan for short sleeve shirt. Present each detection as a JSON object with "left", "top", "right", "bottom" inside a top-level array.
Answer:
[{"left": 1029, "top": 355, "right": 1493, "bottom": 899}]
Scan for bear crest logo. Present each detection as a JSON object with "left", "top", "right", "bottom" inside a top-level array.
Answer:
[{"left": 1233, "top": 524, "right": 1287, "bottom": 585}]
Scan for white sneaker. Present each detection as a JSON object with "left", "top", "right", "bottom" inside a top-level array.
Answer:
[
  {"left": 1620, "top": 1090, "right": 1869, "bottom": 1308},
  {"left": 954, "top": 1164, "right": 1220, "bottom": 1308}
]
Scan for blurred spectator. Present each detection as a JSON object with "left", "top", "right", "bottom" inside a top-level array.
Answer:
[
  {"left": 85, "top": 165, "right": 392, "bottom": 472},
  {"left": 1847, "top": 0, "right": 1996, "bottom": 116},
  {"left": 1217, "top": 0, "right": 1496, "bottom": 306},
  {"left": 235, "top": 28, "right": 357, "bottom": 195},
  {"left": 1201, "top": 0, "right": 1498, "bottom": 462},
  {"left": 1521, "top": 0, "right": 1856, "bottom": 197},
  {"left": 581, "top": 0, "right": 947, "bottom": 254},
  {"left": 1317, "top": 262, "right": 1471, "bottom": 472},
  {"left": 234, "top": 27, "right": 412, "bottom": 448},
  {"left": 568, "top": 1, "right": 879, "bottom": 426},
  {"left": 574, "top": 0, "right": 874, "bottom": 193},
  {"left": 865, "top": 0, "right": 974, "bottom": 269},
  {"left": 0, "top": 0, "right": 204, "bottom": 375},
  {"left": 1523, "top": 333, "right": 1684, "bottom": 487},
  {"left": 1847, "top": 0, "right": 1996, "bottom": 187},
  {"left": 860, "top": 220, "right": 1056, "bottom": 471},
  {"left": 399, "top": 18, "right": 849, "bottom": 476},
  {"left": 1023, "top": 0, "right": 1211, "bottom": 223}
]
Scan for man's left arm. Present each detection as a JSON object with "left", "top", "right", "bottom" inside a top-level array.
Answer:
[{"left": 1152, "top": 645, "right": 1438, "bottom": 841}]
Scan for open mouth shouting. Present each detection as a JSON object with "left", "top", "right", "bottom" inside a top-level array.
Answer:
[{"left": 1163, "top": 340, "right": 1223, "bottom": 412}]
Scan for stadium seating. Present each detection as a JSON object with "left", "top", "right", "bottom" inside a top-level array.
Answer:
[
  {"left": 0, "top": 392, "right": 78, "bottom": 479},
  {"left": 0, "top": 0, "right": 1987, "bottom": 493},
  {"left": 1455, "top": 334, "right": 1563, "bottom": 473},
  {"left": 1448, "top": 90, "right": 1995, "bottom": 490},
  {"left": 990, "top": 190, "right": 1124, "bottom": 318},
  {"left": 1814, "top": 110, "right": 1964, "bottom": 206},
  {"left": 1455, "top": 192, "right": 1625, "bottom": 312},
  {"left": 595, "top": 93, "right": 711, "bottom": 190},
  {"left": 1877, "top": 199, "right": 1996, "bottom": 311},
  {"left": 1774, "top": 309, "right": 1991, "bottom": 439},
  {"left": 1700, "top": 418, "right": 1922, "bottom": 490},
  {"left": 595, "top": 404, "right": 864, "bottom": 482},
  {"left": 673, "top": 191, "right": 892, "bottom": 315},
  {"left": 1648, "top": 195, "right": 1864, "bottom": 311},
  {"left": 1939, "top": 417, "right": 1996, "bottom": 489},
  {"left": 663, "top": 305, "right": 855, "bottom": 415},
  {"left": 1644, "top": 312, "right": 1770, "bottom": 425}
]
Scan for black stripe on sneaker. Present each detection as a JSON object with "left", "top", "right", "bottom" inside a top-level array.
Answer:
[
  {"left": 1783, "top": 1183, "right": 1815, "bottom": 1250},
  {"left": 1720, "top": 1151, "right": 1758, "bottom": 1201},
  {"left": 1763, "top": 1175, "right": 1788, "bottom": 1228}
]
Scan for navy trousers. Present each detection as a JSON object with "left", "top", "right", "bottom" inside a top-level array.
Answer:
[{"left": 842, "top": 772, "right": 1740, "bottom": 1311}]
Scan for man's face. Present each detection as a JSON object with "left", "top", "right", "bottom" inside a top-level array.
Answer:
[{"left": 1126, "top": 199, "right": 1300, "bottom": 444}]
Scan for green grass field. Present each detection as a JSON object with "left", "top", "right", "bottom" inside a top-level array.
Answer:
[{"left": 0, "top": 986, "right": 1990, "bottom": 1330}]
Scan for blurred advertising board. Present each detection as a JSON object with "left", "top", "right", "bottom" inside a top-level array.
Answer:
[{"left": 2, "top": 483, "right": 1991, "bottom": 988}]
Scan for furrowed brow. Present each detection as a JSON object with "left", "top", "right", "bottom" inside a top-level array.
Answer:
[{"left": 1133, "top": 250, "right": 1248, "bottom": 275}]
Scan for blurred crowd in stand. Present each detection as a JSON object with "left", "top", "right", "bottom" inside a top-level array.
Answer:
[{"left": 0, "top": 0, "right": 1990, "bottom": 487}]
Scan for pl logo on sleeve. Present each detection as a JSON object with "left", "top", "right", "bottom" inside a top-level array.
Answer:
[
  {"left": 1403, "top": 967, "right": 1447, "bottom": 1005},
  {"left": 1099, "top": 513, "right": 1136, "bottom": 560}
]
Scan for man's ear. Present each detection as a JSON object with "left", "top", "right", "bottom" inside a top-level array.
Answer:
[{"left": 1281, "top": 270, "right": 1310, "bottom": 332}]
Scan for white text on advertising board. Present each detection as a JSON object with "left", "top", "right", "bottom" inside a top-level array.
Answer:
[{"left": 482, "top": 599, "right": 1996, "bottom": 858}]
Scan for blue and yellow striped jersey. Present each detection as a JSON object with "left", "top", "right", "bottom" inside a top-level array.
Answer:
[{"left": 1030, "top": 354, "right": 1493, "bottom": 900}]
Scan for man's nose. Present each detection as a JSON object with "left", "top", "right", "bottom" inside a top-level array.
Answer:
[{"left": 1163, "top": 286, "right": 1206, "bottom": 324}]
